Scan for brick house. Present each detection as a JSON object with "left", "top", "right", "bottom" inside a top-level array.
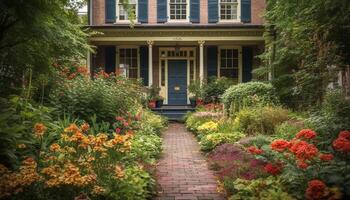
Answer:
[{"left": 87, "top": 0, "right": 266, "bottom": 105}]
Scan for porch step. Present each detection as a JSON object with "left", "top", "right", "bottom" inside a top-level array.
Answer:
[{"left": 152, "top": 105, "right": 195, "bottom": 121}]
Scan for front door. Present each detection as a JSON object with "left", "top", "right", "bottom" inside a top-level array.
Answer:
[{"left": 168, "top": 60, "right": 187, "bottom": 105}]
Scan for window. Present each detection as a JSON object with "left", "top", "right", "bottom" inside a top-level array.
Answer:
[
  {"left": 119, "top": 48, "right": 138, "bottom": 79},
  {"left": 169, "top": 0, "right": 187, "bottom": 20},
  {"left": 189, "top": 60, "right": 195, "bottom": 83},
  {"left": 220, "top": 48, "right": 239, "bottom": 78},
  {"left": 117, "top": 0, "right": 137, "bottom": 21},
  {"left": 220, "top": 0, "right": 239, "bottom": 21}
]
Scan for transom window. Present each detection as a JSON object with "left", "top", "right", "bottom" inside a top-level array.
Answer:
[
  {"left": 117, "top": 0, "right": 137, "bottom": 21},
  {"left": 220, "top": 48, "right": 239, "bottom": 78},
  {"left": 119, "top": 48, "right": 138, "bottom": 79},
  {"left": 220, "top": 0, "right": 239, "bottom": 20},
  {"left": 169, "top": 0, "right": 187, "bottom": 20}
]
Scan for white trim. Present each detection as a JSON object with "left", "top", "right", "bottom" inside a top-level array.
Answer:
[
  {"left": 91, "top": 36, "right": 264, "bottom": 42},
  {"left": 217, "top": 45, "right": 242, "bottom": 82},
  {"left": 219, "top": 0, "right": 241, "bottom": 23},
  {"left": 159, "top": 47, "right": 196, "bottom": 104},
  {"left": 116, "top": 45, "right": 140, "bottom": 79},
  {"left": 115, "top": 0, "right": 138, "bottom": 23},
  {"left": 167, "top": 0, "right": 190, "bottom": 22}
]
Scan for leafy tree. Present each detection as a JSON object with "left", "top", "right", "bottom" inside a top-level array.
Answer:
[
  {"left": 0, "top": 0, "right": 91, "bottom": 97},
  {"left": 257, "top": 0, "right": 350, "bottom": 109}
]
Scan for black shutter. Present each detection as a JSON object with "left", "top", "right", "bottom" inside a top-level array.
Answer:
[
  {"left": 208, "top": 0, "right": 218, "bottom": 23},
  {"left": 242, "top": 46, "right": 253, "bottom": 82},
  {"left": 207, "top": 46, "right": 218, "bottom": 78},
  {"left": 105, "top": 0, "right": 116, "bottom": 23},
  {"left": 105, "top": 46, "right": 116, "bottom": 73},
  {"left": 138, "top": 0, "right": 148, "bottom": 23},
  {"left": 139, "top": 46, "right": 149, "bottom": 86},
  {"left": 190, "top": 0, "right": 200, "bottom": 23},
  {"left": 241, "top": 0, "right": 251, "bottom": 23},
  {"left": 157, "top": 0, "right": 167, "bottom": 23}
]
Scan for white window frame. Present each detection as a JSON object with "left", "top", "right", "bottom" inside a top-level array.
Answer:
[
  {"left": 116, "top": 46, "right": 140, "bottom": 79},
  {"left": 115, "top": 0, "right": 138, "bottom": 23},
  {"left": 167, "top": 0, "right": 190, "bottom": 22},
  {"left": 218, "top": 46, "right": 242, "bottom": 82},
  {"left": 219, "top": 0, "right": 241, "bottom": 22}
]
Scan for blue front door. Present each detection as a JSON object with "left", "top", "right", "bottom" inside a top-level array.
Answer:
[{"left": 168, "top": 60, "right": 187, "bottom": 105}]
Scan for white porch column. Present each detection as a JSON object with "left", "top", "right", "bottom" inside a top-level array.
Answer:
[
  {"left": 147, "top": 40, "right": 154, "bottom": 87},
  {"left": 87, "top": 50, "right": 91, "bottom": 74},
  {"left": 198, "top": 40, "right": 205, "bottom": 85}
]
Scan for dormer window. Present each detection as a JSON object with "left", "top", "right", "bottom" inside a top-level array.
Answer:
[
  {"left": 169, "top": 0, "right": 188, "bottom": 21},
  {"left": 116, "top": 0, "right": 137, "bottom": 22},
  {"left": 219, "top": 0, "right": 240, "bottom": 21}
]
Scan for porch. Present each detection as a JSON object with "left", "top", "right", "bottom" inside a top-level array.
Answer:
[{"left": 88, "top": 27, "right": 265, "bottom": 106}]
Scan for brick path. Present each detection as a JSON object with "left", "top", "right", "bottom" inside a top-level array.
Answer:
[{"left": 155, "top": 123, "right": 225, "bottom": 200}]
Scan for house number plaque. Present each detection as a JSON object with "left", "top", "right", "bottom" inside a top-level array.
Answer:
[{"left": 174, "top": 86, "right": 180, "bottom": 91}]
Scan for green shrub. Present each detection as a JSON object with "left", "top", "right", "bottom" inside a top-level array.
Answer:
[
  {"left": 202, "top": 77, "right": 236, "bottom": 103},
  {"left": 185, "top": 112, "right": 219, "bottom": 132},
  {"left": 222, "top": 82, "right": 279, "bottom": 116},
  {"left": 238, "top": 135, "right": 272, "bottom": 148},
  {"left": 199, "top": 132, "right": 245, "bottom": 151},
  {"left": 50, "top": 76, "right": 142, "bottom": 123},
  {"left": 274, "top": 121, "right": 304, "bottom": 140},
  {"left": 227, "top": 176, "right": 295, "bottom": 200},
  {"left": 234, "top": 106, "right": 290, "bottom": 135}
]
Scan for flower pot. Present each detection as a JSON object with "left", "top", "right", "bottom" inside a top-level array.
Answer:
[
  {"left": 156, "top": 99, "right": 164, "bottom": 108},
  {"left": 148, "top": 100, "right": 156, "bottom": 109}
]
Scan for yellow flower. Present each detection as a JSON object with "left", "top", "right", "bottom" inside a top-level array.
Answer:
[
  {"left": 17, "top": 144, "right": 26, "bottom": 149},
  {"left": 197, "top": 121, "right": 218, "bottom": 133},
  {"left": 92, "top": 185, "right": 106, "bottom": 195},
  {"left": 50, "top": 143, "right": 61, "bottom": 152},
  {"left": 34, "top": 123, "right": 47, "bottom": 136}
]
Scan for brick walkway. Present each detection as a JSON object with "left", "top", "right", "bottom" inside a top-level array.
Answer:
[{"left": 155, "top": 123, "right": 225, "bottom": 200}]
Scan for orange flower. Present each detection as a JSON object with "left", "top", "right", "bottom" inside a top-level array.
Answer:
[
  {"left": 80, "top": 123, "right": 90, "bottom": 132},
  {"left": 50, "top": 143, "right": 61, "bottom": 152},
  {"left": 319, "top": 153, "right": 334, "bottom": 161},
  {"left": 34, "top": 123, "right": 47, "bottom": 136},
  {"left": 305, "top": 179, "right": 328, "bottom": 200},
  {"left": 114, "top": 165, "right": 124, "bottom": 179},
  {"left": 64, "top": 123, "right": 80, "bottom": 133},
  {"left": 289, "top": 140, "right": 318, "bottom": 160},
  {"left": 296, "top": 129, "right": 317, "bottom": 140},
  {"left": 271, "top": 139, "right": 291, "bottom": 152}
]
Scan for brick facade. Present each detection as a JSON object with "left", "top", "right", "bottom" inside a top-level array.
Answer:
[{"left": 90, "top": 0, "right": 265, "bottom": 25}]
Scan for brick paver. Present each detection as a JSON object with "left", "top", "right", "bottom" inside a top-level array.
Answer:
[{"left": 155, "top": 123, "right": 225, "bottom": 200}]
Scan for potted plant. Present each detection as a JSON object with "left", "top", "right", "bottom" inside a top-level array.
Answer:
[
  {"left": 147, "top": 85, "right": 160, "bottom": 109},
  {"left": 188, "top": 80, "right": 203, "bottom": 107},
  {"left": 155, "top": 96, "right": 164, "bottom": 108}
]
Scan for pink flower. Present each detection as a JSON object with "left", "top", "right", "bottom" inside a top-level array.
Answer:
[
  {"left": 115, "top": 128, "right": 121, "bottom": 134},
  {"left": 123, "top": 122, "right": 129, "bottom": 127},
  {"left": 116, "top": 116, "right": 124, "bottom": 121}
]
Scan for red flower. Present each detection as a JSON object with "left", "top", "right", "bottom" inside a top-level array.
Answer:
[
  {"left": 296, "top": 129, "right": 317, "bottom": 140},
  {"left": 305, "top": 179, "right": 328, "bottom": 200},
  {"left": 115, "top": 128, "right": 121, "bottom": 134},
  {"left": 319, "top": 153, "right": 334, "bottom": 161},
  {"left": 116, "top": 116, "right": 124, "bottom": 121},
  {"left": 289, "top": 140, "right": 319, "bottom": 160},
  {"left": 332, "top": 130, "right": 350, "bottom": 153},
  {"left": 270, "top": 139, "right": 291, "bottom": 152},
  {"left": 297, "top": 160, "right": 309, "bottom": 169},
  {"left": 264, "top": 163, "right": 281, "bottom": 175},
  {"left": 247, "top": 146, "right": 264, "bottom": 155},
  {"left": 338, "top": 130, "right": 350, "bottom": 140}
]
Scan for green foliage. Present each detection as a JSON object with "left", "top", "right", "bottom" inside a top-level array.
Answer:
[
  {"left": 260, "top": 0, "right": 350, "bottom": 109},
  {"left": 227, "top": 176, "right": 295, "bottom": 200},
  {"left": 200, "top": 132, "right": 245, "bottom": 151},
  {"left": 0, "top": 0, "right": 91, "bottom": 97},
  {"left": 306, "top": 90, "right": 350, "bottom": 149},
  {"left": 234, "top": 106, "right": 290, "bottom": 135},
  {"left": 188, "top": 79, "right": 203, "bottom": 99},
  {"left": 202, "top": 77, "right": 236, "bottom": 103},
  {"left": 274, "top": 121, "right": 303, "bottom": 140},
  {"left": 185, "top": 112, "right": 218, "bottom": 132},
  {"left": 50, "top": 76, "right": 142, "bottom": 123},
  {"left": 222, "top": 82, "right": 279, "bottom": 116}
]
